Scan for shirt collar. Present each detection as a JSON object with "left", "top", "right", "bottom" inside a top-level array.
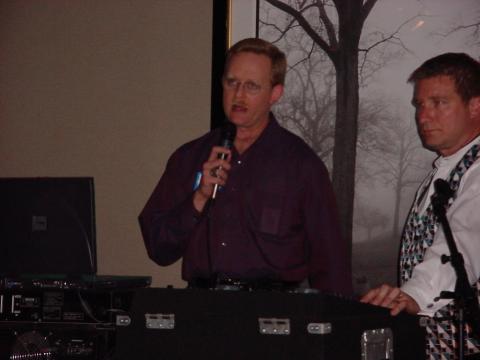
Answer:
[
  {"left": 240, "top": 112, "right": 279, "bottom": 149},
  {"left": 434, "top": 135, "right": 480, "bottom": 170}
]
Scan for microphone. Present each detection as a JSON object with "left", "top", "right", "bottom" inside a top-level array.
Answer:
[
  {"left": 212, "top": 121, "right": 236, "bottom": 200},
  {"left": 433, "top": 178, "right": 480, "bottom": 338},
  {"left": 433, "top": 179, "right": 454, "bottom": 207},
  {"left": 434, "top": 179, "right": 453, "bottom": 198}
]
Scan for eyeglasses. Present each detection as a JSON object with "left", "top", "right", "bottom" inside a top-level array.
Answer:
[{"left": 222, "top": 77, "right": 264, "bottom": 95}]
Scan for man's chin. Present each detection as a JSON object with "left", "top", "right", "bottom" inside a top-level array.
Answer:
[
  {"left": 424, "top": 144, "right": 438, "bottom": 153},
  {"left": 421, "top": 139, "right": 442, "bottom": 154},
  {"left": 229, "top": 114, "right": 250, "bottom": 126}
]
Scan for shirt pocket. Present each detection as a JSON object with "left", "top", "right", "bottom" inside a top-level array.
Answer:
[
  {"left": 249, "top": 178, "right": 286, "bottom": 237},
  {"left": 244, "top": 159, "right": 302, "bottom": 241}
]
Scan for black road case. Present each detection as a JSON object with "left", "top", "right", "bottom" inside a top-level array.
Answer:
[{"left": 114, "top": 287, "right": 425, "bottom": 360}]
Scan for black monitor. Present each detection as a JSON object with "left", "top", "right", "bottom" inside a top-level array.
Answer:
[{"left": 0, "top": 177, "right": 97, "bottom": 276}]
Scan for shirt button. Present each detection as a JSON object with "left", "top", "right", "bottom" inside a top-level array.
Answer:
[
  {"left": 427, "top": 303, "right": 434, "bottom": 308},
  {"left": 237, "top": 160, "right": 242, "bottom": 165},
  {"left": 221, "top": 242, "right": 227, "bottom": 247}
]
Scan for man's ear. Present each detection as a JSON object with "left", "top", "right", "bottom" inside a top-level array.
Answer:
[
  {"left": 270, "top": 84, "right": 284, "bottom": 105},
  {"left": 469, "top": 96, "right": 480, "bottom": 118}
]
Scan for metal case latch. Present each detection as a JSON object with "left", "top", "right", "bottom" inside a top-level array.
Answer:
[
  {"left": 361, "top": 328, "right": 394, "bottom": 360},
  {"left": 307, "top": 322, "right": 332, "bottom": 335},
  {"left": 145, "top": 313, "right": 175, "bottom": 330},
  {"left": 258, "top": 318, "right": 290, "bottom": 335},
  {"left": 116, "top": 315, "right": 131, "bottom": 327}
]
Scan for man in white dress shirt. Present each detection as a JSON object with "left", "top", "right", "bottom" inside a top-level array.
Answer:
[{"left": 361, "top": 53, "right": 480, "bottom": 359}]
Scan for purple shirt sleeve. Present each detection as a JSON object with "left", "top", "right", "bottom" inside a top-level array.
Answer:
[
  {"left": 302, "top": 156, "right": 352, "bottom": 294},
  {"left": 138, "top": 144, "right": 205, "bottom": 266}
]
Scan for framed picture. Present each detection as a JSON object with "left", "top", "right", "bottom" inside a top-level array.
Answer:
[{"left": 214, "top": 0, "right": 480, "bottom": 293}]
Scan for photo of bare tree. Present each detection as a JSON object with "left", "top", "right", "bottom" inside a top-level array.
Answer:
[{"left": 244, "top": 0, "right": 480, "bottom": 293}]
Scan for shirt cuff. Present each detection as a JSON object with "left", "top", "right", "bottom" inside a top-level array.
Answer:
[{"left": 401, "top": 281, "right": 451, "bottom": 317}]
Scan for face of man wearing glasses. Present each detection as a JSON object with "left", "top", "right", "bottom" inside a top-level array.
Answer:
[{"left": 222, "top": 52, "right": 283, "bottom": 133}]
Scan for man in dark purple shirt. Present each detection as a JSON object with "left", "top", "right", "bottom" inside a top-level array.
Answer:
[{"left": 139, "top": 38, "right": 352, "bottom": 294}]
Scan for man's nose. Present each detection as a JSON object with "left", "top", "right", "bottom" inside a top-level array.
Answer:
[
  {"left": 416, "top": 106, "right": 432, "bottom": 124},
  {"left": 233, "top": 83, "right": 246, "bottom": 98}
]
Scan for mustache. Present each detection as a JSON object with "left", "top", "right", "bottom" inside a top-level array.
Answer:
[{"left": 232, "top": 101, "right": 247, "bottom": 107}]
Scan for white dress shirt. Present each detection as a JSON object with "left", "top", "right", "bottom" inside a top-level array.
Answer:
[{"left": 402, "top": 137, "right": 480, "bottom": 316}]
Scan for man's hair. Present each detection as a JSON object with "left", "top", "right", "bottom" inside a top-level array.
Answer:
[
  {"left": 224, "top": 38, "right": 287, "bottom": 86},
  {"left": 408, "top": 52, "right": 480, "bottom": 102}
]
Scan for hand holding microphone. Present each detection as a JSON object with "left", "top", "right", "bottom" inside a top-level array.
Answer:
[
  {"left": 212, "top": 122, "right": 236, "bottom": 199},
  {"left": 193, "top": 122, "right": 236, "bottom": 211}
]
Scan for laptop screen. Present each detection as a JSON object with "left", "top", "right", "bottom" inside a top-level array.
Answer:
[{"left": 0, "top": 177, "right": 97, "bottom": 276}]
